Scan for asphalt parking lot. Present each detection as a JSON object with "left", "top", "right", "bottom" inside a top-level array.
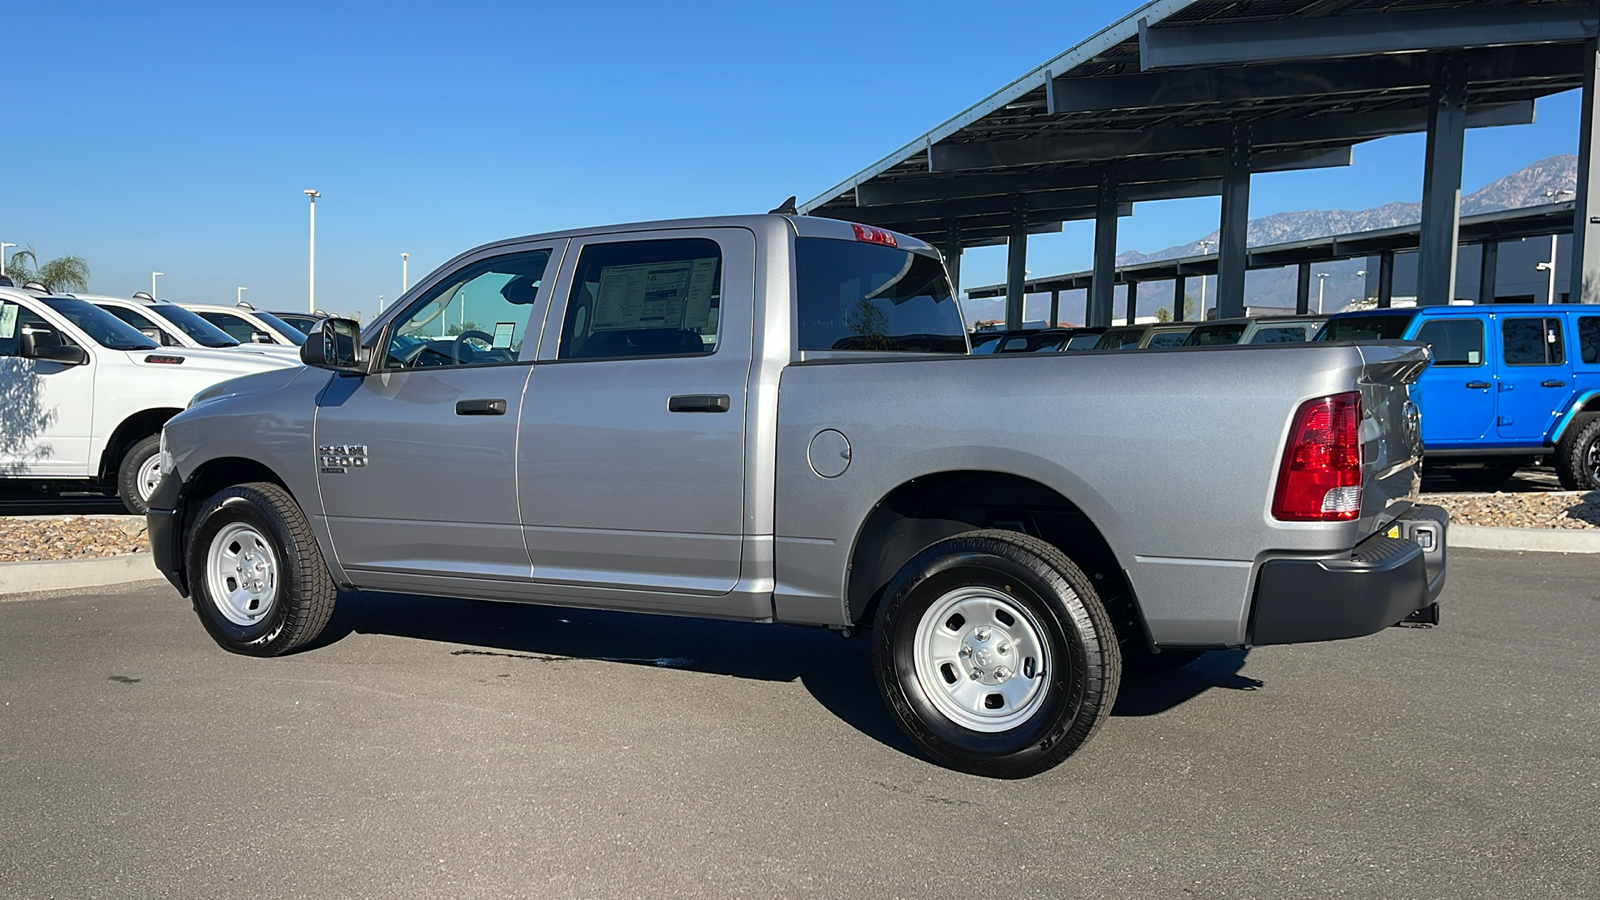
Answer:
[{"left": 1, "top": 549, "right": 1595, "bottom": 899}]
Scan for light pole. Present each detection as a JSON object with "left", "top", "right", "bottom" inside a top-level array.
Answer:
[
  {"left": 1316, "top": 272, "right": 1330, "bottom": 314},
  {"left": 304, "top": 189, "right": 320, "bottom": 313},
  {"left": 151, "top": 272, "right": 164, "bottom": 297},
  {"left": 1355, "top": 270, "right": 1367, "bottom": 307},
  {"left": 401, "top": 252, "right": 409, "bottom": 295},
  {"left": 1536, "top": 234, "right": 1559, "bottom": 304},
  {"left": 1195, "top": 238, "right": 1214, "bottom": 320},
  {"left": 0, "top": 242, "right": 14, "bottom": 277}
]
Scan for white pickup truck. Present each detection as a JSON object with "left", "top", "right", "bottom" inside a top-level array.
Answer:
[{"left": 0, "top": 285, "right": 296, "bottom": 514}]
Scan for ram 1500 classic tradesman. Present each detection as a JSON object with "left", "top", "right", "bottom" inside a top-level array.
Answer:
[{"left": 149, "top": 215, "right": 1447, "bottom": 777}]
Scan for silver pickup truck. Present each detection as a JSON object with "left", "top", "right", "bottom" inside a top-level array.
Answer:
[{"left": 149, "top": 214, "right": 1447, "bottom": 778}]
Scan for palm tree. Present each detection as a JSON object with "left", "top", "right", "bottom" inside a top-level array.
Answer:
[{"left": 5, "top": 245, "right": 90, "bottom": 292}]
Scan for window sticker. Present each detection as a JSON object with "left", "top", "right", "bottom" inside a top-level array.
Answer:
[
  {"left": 1467, "top": 350, "right": 1480, "bottom": 364},
  {"left": 492, "top": 322, "right": 515, "bottom": 348},
  {"left": 590, "top": 257, "right": 718, "bottom": 331},
  {"left": 0, "top": 303, "right": 16, "bottom": 340}
]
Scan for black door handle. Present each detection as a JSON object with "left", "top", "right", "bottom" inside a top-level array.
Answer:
[
  {"left": 1465, "top": 381, "right": 1490, "bottom": 389},
  {"left": 455, "top": 398, "right": 507, "bottom": 416},
  {"left": 1542, "top": 380, "right": 1566, "bottom": 388},
  {"left": 668, "top": 394, "right": 730, "bottom": 413}
]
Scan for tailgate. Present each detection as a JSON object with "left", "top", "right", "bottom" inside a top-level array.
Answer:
[{"left": 1355, "top": 342, "right": 1431, "bottom": 534}]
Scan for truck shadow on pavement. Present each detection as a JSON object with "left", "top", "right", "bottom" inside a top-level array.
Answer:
[{"left": 317, "top": 591, "right": 1264, "bottom": 757}]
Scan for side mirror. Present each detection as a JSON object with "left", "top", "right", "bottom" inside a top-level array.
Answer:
[
  {"left": 28, "top": 344, "right": 89, "bottom": 366},
  {"left": 138, "top": 327, "right": 166, "bottom": 343},
  {"left": 248, "top": 330, "right": 275, "bottom": 344},
  {"left": 301, "top": 318, "right": 365, "bottom": 374}
]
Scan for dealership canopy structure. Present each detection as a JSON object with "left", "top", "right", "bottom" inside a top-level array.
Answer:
[
  {"left": 964, "top": 200, "right": 1579, "bottom": 321},
  {"left": 800, "top": 0, "right": 1600, "bottom": 329}
]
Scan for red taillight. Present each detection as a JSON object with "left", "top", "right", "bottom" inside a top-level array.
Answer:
[
  {"left": 1272, "top": 392, "right": 1363, "bottom": 521},
  {"left": 851, "top": 224, "right": 898, "bottom": 248}
]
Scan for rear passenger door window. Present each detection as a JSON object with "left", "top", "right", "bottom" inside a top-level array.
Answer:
[
  {"left": 556, "top": 239, "right": 720, "bottom": 360},
  {"left": 1415, "top": 319, "right": 1484, "bottom": 366}
]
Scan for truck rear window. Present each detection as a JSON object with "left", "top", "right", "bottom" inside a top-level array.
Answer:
[{"left": 795, "top": 239, "right": 965, "bottom": 353}]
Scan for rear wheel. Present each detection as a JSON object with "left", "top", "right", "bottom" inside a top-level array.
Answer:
[
  {"left": 1554, "top": 413, "right": 1600, "bottom": 491},
  {"left": 186, "top": 482, "right": 336, "bottom": 656},
  {"left": 873, "top": 529, "right": 1120, "bottom": 779},
  {"left": 116, "top": 434, "right": 163, "bottom": 516},
  {"left": 1447, "top": 464, "right": 1518, "bottom": 491}
]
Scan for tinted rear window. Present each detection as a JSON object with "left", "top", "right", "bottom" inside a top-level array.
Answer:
[
  {"left": 795, "top": 239, "right": 965, "bottom": 353},
  {"left": 1183, "top": 323, "right": 1248, "bottom": 346},
  {"left": 1317, "top": 315, "right": 1413, "bottom": 342},
  {"left": 1250, "top": 326, "right": 1309, "bottom": 344},
  {"left": 1093, "top": 328, "right": 1144, "bottom": 350}
]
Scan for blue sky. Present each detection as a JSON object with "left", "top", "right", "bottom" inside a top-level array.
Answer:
[{"left": 4, "top": 1, "right": 1587, "bottom": 320}]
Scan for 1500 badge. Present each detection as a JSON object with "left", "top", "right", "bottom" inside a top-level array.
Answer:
[{"left": 318, "top": 444, "right": 368, "bottom": 474}]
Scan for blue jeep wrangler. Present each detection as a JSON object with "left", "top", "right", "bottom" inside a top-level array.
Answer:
[{"left": 1319, "top": 305, "right": 1600, "bottom": 491}]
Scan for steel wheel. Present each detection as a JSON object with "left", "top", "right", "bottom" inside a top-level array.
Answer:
[
  {"left": 136, "top": 453, "right": 163, "bottom": 504},
  {"left": 912, "top": 586, "right": 1053, "bottom": 733},
  {"left": 205, "top": 522, "right": 279, "bottom": 626}
]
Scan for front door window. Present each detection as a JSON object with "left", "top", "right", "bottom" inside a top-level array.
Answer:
[{"left": 385, "top": 251, "right": 551, "bottom": 369}]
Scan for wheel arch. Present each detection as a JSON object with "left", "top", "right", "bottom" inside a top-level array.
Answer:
[
  {"left": 97, "top": 408, "right": 182, "bottom": 482},
  {"left": 1552, "top": 391, "right": 1600, "bottom": 443},
  {"left": 844, "top": 470, "right": 1150, "bottom": 649},
  {"left": 168, "top": 455, "right": 300, "bottom": 595}
]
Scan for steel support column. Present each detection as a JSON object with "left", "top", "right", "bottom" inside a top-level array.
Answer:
[
  {"left": 1049, "top": 290, "right": 1060, "bottom": 327},
  {"left": 1125, "top": 280, "right": 1138, "bottom": 325},
  {"left": 1378, "top": 250, "right": 1396, "bottom": 308},
  {"left": 1005, "top": 205, "right": 1027, "bottom": 329},
  {"left": 1089, "top": 177, "right": 1119, "bottom": 327},
  {"left": 1418, "top": 53, "right": 1467, "bottom": 305},
  {"left": 1216, "top": 123, "right": 1251, "bottom": 319},
  {"left": 1173, "top": 276, "right": 1186, "bottom": 322},
  {"left": 1296, "top": 263, "right": 1311, "bottom": 314},
  {"left": 1572, "top": 39, "right": 1600, "bottom": 303},
  {"left": 1479, "top": 240, "right": 1500, "bottom": 303},
  {"left": 943, "top": 226, "right": 963, "bottom": 298}
]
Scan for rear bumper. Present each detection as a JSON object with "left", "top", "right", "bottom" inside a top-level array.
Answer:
[
  {"left": 145, "top": 473, "right": 188, "bottom": 596},
  {"left": 1249, "top": 504, "right": 1448, "bottom": 646}
]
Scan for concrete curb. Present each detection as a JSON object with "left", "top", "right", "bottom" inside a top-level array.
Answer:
[
  {"left": 1450, "top": 524, "right": 1600, "bottom": 553},
  {"left": 0, "top": 554, "right": 163, "bottom": 599},
  {"left": 0, "top": 522, "right": 1593, "bottom": 600}
]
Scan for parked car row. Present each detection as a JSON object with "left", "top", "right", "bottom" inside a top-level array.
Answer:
[
  {"left": 0, "top": 284, "right": 302, "bottom": 514},
  {"left": 971, "top": 314, "right": 1328, "bottom": 356}
]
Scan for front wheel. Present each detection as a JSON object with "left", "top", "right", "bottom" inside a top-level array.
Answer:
[
  {"left": 186, "top": 482, "right": 337, "bottom": 656},
  {"left": 873, "top": 529, "right": 1121, "bottom": 778},
  {"left": 1554, "top": 413, "right": 1600, "bottom": 491},
  {"left": 116, "top": 434, "right": 163, "bottom": 516}
]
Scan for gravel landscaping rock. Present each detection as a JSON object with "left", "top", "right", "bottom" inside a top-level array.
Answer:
[
  {"left": 1429, "top": 490, "right": 1600, "bottom": 530},
  {"left": 0, "top": 516, "right": 150, "bottom": 562}
]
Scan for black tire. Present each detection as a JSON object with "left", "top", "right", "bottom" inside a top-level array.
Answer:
[
  {"left": 115, "top": 434, "right": 162, "bottom": 516},
  {"left": 872, "top": 529, "right": 1121, "bottom": 779},
  {"left": 1447, "top": 464, "right": 1518, "bottom": 490},
  {"left": 186, "top": 482, "right": 337, "bottom": 656},
  {"left": 1554, "top": 412, "right": 1600, "bottom": 491}
]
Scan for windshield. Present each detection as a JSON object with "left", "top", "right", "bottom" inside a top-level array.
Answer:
[
  {"left": 1316, "top": 314, "right": 1414, "bottom": 342},
  {"left": 40, "top": 297, "right": 158, "bottom": 350},
  {"left": 251, "top": 311, "right": 308, "bottom": 346},
  {"left": 795, "top": 239, "right": 966, "bottom": 353},
  {"left": 149, "top": 304, "right": 239, "bottom": 347},
  {"left": 1182, "top": 323, "right": 1248, "bottom": 346}
]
